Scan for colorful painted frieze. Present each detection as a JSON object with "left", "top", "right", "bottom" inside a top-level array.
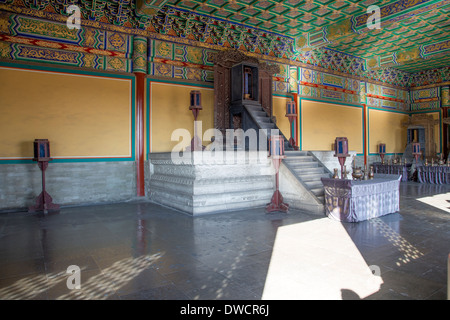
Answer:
[
  {"left": 409, "top": 66, "right": 450, "bottom": 87},
  {"left": 288, "top": 65, "right": 298, "bottom": 93},
  {"left": 3, "top": 13, "right": 133, "bottom": 57},
  {"left": 409, "top": 87, "right": 441, "bottom": 110},
  {"left": 0, "top": 0, "right": 448, "bottom": 89},
  {"left": 297, "top": 66, "right": 360, "bottom": 103},
  {"left": 410, "top": 101, "right": 440, "bottom": 111},
  {"left": 365, "top": 82, "right": 408, "bottom": 110},
  {"left": 150, "top": 39, "right": 214, "bottom": 67},
  {"left": 0, "top": 41, "right": 132, "bottom": 72},
  {"left": 442, "top": 86, "right": 450, "bottom": 108}
]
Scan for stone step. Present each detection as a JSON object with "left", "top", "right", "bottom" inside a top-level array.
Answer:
[
  {"left": 255, "top": 116, "right": 271, "bottom": 123},
  {"left": 245, "top": 105, "right": 265, "bottom": 112},
  {"left": 284, "top": 155, "right": 314, "bottom": 162},
  {"left": 285, "top": 151, "right": 309, "bottom": 157},
  {"left": 316, "top": 196, "right": 325, "bottom": 203},
  {"left": 291, "top": 167, "right": 326, "bottom": 174},
  {"left": 249, "top": 110, "right": 267, "bottom": 118},
  {"left": 304, "top": 180, "right": 323, "bottom": 189},
  {"left": 296, "top": 173, "right": 330, "bottom": 182},
  {"left": 259, "top": 123, "right": 276, "bottom": 129},
  {"left": 150, "top": 187, "right": 274, "bottom": 215},
  {"left": 310, "top": 187, "right": 325, "bottom": 197},
  {"left": 285, "top": 161, "right": 319, "bottom": 169}
]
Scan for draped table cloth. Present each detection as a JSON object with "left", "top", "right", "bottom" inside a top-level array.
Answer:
[
  {"left": 416, "top": 165, "right": 450, "bottom": 184},
  {"left": 321, "top": 175, "right": 401, "bottom": 223},
  {"left": 372, "top": 162, "right": 411, "bottom": 182}
]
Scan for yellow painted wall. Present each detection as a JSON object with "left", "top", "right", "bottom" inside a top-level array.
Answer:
[
  {"left": 272, "top": 96, "right": 292, "bottom": 140},
  {"left": 368, "top": 109, "right": 409, "bottom": 154},
  {"left": 301, "top": 100, "right": 363, "bottom": 153},
  {"left": 0, "top": 67, "right": 133, "bottom": 159},
  {"left": 150, "top": 82, "right": 214, "bottom": 152}
]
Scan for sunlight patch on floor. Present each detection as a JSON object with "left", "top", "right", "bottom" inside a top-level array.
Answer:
[
  {"left": 368, "top": 217, "right": 424, "bottom": 267},
  {"left": 262, "top": 218, "right": 383, "bottom": 300},
  {"left": 0, "top": 253, "right": 163, "bottom": 300},
  {"left": 416, "top": 192, "right": 450, "bottom": 213}
]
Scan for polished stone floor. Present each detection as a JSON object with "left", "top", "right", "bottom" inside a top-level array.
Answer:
[{"left": 0, "top": 182, "right": 448, "bottom": 300}]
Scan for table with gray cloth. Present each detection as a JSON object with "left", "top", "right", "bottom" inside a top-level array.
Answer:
[
  {"left": 416, "top": 165, "right": 450, "bottom": 184},
  {"left": 372, "top": 162, "right": 411, "bottom": 181},
  {"left": 321, "top": 174, "right": 401, "bottom": 223}
]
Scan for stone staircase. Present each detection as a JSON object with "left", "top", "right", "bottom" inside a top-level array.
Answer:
[
  {"left": 244, "top": 104, "right": 331, "bottom": 206},
  {"left": 244, "top": 103, "right": 295, "bottom": 151},
  {"left": 283, "top": 151, "right": 332, "bottom": 203},
  {"left": 147, "top": 102, "right": 331, "bottom": 215}
]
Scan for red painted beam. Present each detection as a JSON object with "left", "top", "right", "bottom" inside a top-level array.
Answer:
[
  {"left": 135, "top": 72, "right": 145, "bottom": 197},
  {"left": 0, "top": 34, "right": 127, "bottom": 58},
  {"left": 366, "top": 93, "right": 404, "bottom": 103}
]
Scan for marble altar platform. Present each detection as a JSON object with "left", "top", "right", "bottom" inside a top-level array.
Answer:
[
  {"left": 148, "top": 151, "right": 274, "bottom": 215},
  {"left": 148, "top": 151, "right": 326, "bottom": 216}
]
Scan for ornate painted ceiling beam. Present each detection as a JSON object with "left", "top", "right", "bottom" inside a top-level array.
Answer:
[
  {"left": 366, "top": 38, "right": 450, "bottom": 70},
  {"left": 136, "top": 0, "right": 170, "bottom": 16},
  {"left": 295, "top": 0, "right": 448, "bottom": 52}
]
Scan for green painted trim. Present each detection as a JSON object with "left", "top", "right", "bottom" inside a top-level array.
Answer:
[
  {"left": 298, "top": 98, "right": 302, "bottom": 150},
  {"left": 367, "top": 107, "right": 409, "bottom": 157},
  {"left": 405, "top": 109, "right": 442, "bottom": 153},
  {"left": 273, "top": 93, "right": 294, "bottom": 99},
  {"left": 409, "top": 109, "right": 441, "bottom": 114},
  {"left": 368, "top": 153, "right": 405, "bottom": 156},
  {"left": 367, "top": 106, "right": 409, "bottom": 114},
  {"left": 367, "top": 107, "right": 372, "bottom": 157},
  {"left": 0, "top": 62, "right": 136, "bottom": 163},
  {"left": 146, "top": 78, "right": 151, "bottom": 160},
  {"left": 131, "top": 78, "right": 136, "bottom": 161},
  {"left": 147, "top": 77, "right": 214, "bottom": 88},
  {"left": 367, "top": 107, "right": 410, "bottom": 157},
  {"left": 298, "top": 97, "right": 364, "bottom": 155},
  {"left": 146, "top": 78, "right": 213, "bottom": 156},
  {"left": 0, "top": 61, "right": 133, "bottom": 79},
  {"left": 439, "top": 108, "right": 443, "bottom": 154},
  {"left": 0, "top": 157, "right": 135, "bottom": 164},
  {"left": 362, "top": 106, "right": 365, "bottom": 159},
  {"left": 298, "top": 97, "right": 363, "bottom": 109}
]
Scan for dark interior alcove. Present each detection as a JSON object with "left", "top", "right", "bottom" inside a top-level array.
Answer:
[{"left": 210, "top": 49, "right": 280, "bottom": 135}]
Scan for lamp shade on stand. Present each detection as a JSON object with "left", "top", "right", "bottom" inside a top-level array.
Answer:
[
  {"left": 334, "top": 137, "right": 350, "bottom": 179},
  {"left": 29, "top": 139, "right": 60, "bottom": 214},
  {"left": 188, "top": 90, "right": 204, "bottom": 151},
  {"left": 378, "top": 143, "right": 386, "bottom": 164},
  {"left": 285, "top": 100, "right": 298, "bottom": 150},
  {"left": 33, "top": 139, "right": 51, "bottom": 162},
  {"left": 412, "top": 142, "right": 421, "bottom": 163},
  {"left": 266, "top": 135, "right": 289, "bottom": 213}
]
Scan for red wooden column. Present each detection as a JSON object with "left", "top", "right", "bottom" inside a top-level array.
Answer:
[
  {"left": 133, "top": 36, "right": 148, "bottom": 197},
  {"left": 135, "top": 72, "right": 145, "bottom": 196},
  {"left": 363, "top": 103, "right": 368, "bottom": 166},
  {"left": 292, "top": 93, "right": 299, "bottom": 148},
  {"left": 443, "top": 107, "right": 448, "bottom": 158}
]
